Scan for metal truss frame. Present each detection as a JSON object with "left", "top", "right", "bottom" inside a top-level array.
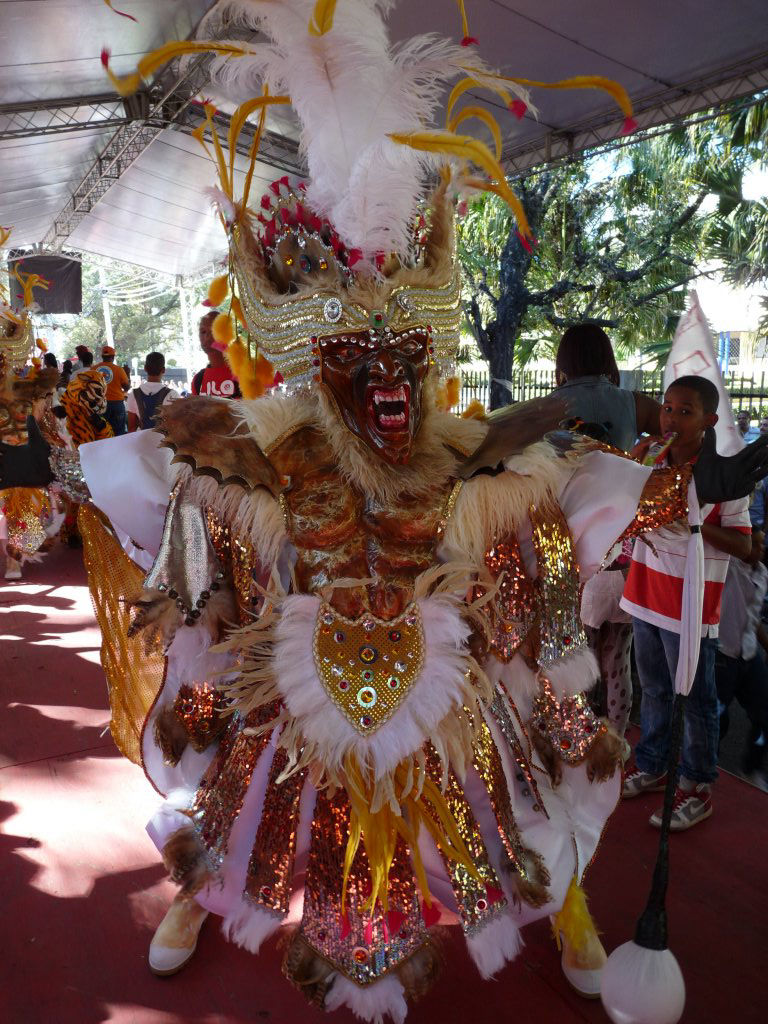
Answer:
[
  {"left": 503, "top": 52, "right": 768, "bottom": 176},
  {"left": 0, "top": 93, "right": 136, "bottom": 140},
  {"left": 9, "top": 42, "right": 766, "bottom": 255},
  {"left": 36, "top": 49, "right": 303, "bottom": 253}
]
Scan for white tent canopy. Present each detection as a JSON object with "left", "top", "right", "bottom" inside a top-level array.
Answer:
[{"left": 2, "top": 0, "right": 767, "bottom": 278}]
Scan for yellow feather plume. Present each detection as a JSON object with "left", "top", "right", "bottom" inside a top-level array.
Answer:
[
  {"left": 103, "top": 40, "right": 252, "bottom": 97},
  {"left": 552, "top": 875, "right": 600, "bottom": 954},
  {"left": 447, "top": 75, "right": 512, "bottom": 124},
  {"left": 502, "top": 73, "right": 634, "bottom": 119},
  {"left": 308, "top": 0, "right": 338, "bottom": 36},
  {"left": 206, "top": 274, "right": 229, "bottom": 308},
  {"left": 461, "top": 398, "right": 487, "bottom": 420},
  {"left": 225, "top": 339, "right": 274, "bottom": 399},
  {"left": 212, "top": 312, "right": 235, "bottom": 345},
  {"left": 230, "top": 295, "right": 247, "bottom": 329},
  {"left": 449, "top": 106, "right": 502, "bottom": 161},
  {"left": 389, "top": 130, "right": 532, "bottom": 240}
]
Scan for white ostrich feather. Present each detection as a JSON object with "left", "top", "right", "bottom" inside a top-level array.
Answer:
[
  {"left": 191, "top": 0, "right": 529, "bottom": 260},
  {"left": 325, "top": 971, "right": 408, "bottom": 1024}
]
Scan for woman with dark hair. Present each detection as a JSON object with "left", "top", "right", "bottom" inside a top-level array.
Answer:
[
  {"left": 555, "top": 324, "right": 661, "bottom": 740},
  {"left": 555, "top": 324, "right": 660, "bottom": 449}
]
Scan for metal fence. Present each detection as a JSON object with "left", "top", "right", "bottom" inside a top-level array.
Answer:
[{"left": 458, "top": 368, "right": 768, "bottom": 418}]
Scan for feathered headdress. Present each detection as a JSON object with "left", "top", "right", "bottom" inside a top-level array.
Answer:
[{"left": 103, "top": 0, "right": 635, "bottom": 392}]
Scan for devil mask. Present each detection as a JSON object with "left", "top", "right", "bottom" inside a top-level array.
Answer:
[{"left": 320, "top": 327, "right": 431, "bottom": 464}]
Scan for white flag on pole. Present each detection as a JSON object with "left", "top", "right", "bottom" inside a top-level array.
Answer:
[{"left": 663, "top": 290, "right": 743, "bottom": 455}]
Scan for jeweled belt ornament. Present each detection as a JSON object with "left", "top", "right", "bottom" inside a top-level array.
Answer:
[{"left": 312, "top": 603, "right": 425, "bottom": 733}]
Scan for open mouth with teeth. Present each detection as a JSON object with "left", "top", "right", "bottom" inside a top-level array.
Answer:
[{"left": 367, "top": 383, "right": 411, "bottom": 433}]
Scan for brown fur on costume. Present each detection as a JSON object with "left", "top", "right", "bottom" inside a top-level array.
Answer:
[
  {"left": 281, "top": 932, "right": 337, "bottom": 1007},
  {"left": 585, "top": 720, "right": 623, "bottom": 783},
  {"left": 153, "top": 705, "right": 189, "bottom": 766},
  {"left": 531, "top": 727, "right": 563, "bottom": 788},
  {"left": 156, "top": 397, "right": 284, "bottom": 495},
  {"left": 396, "top": 938, "right": 444, "bottom": 1002},
  {"left": 162, "top": 826, "right": 211, "bottom": 896},
  {"left": 127, "top": 581, "right": 237, "bottom": 650},
  {"left": 502, "top": 846, "right": 552, "bottom": 909},
  {"left": 315, "top": 382, "right": 486, "bottom": 504}
]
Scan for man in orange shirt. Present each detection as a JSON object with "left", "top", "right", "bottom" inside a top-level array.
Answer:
[{"left": 94, "top": 344, "right": 130, "bottom": 435}]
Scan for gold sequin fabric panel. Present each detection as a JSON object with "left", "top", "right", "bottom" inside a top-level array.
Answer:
[
  {"left": 299, "top": 789, "right": 426, "bottom": 985},
  {"left": 424, "top": 747, "right": 507, "bottom": 936},
  {"left": 483, "top": 534, "right": 538, "bottom": 661},
  {"left": 191, "top": 704, "right": 278, "bottom": 869},
  {"left": 173, "top": 684, "right": 222, "bottom": 752},
  {"left": 473, "top": 714, "right": 545, "bottom": 874},
  {"left": 530, "top": 675, "right": 605, "bottom": 764},
  {"left": 529, "top": 501, "right": 587, "bottom": 668},
  {"left": 1, "top": 486, "right": 48, "bottom": 555},
  {"left": 78, "top": 504, "right": 166, "bottom": 765},
  {"left": 619, "top": 463, "right": 691, "bottom": 542},
  {"left": 244, "top": 747, "right": 305, "bottom": 916},
  {"left": 313, "top": 602, "right": 424, "bottom": 733},
  {"left": 205, "top": 508, "right": 258, "bottom": 624}
]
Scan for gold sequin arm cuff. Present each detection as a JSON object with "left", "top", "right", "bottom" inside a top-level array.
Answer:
[
  {"left": 530, "top": 674, "right": 605, "bottom": 765},
  {"left": 620, "top": 463, "right": 691, "bottom": 542},
  {"left": 49, "top": 447, "right": 90, "bottom": 502}
]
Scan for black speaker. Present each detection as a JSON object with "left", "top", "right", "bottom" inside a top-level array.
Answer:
[{"left": 7, "top": 254, "right": 83, "bottom": 314}]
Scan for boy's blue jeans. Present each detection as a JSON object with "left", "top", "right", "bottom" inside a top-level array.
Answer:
[{"left": 632, "top": 617, "right": 719, "bottom": 784}]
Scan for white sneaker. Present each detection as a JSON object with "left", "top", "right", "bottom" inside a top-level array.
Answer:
[
  {"left": 4, "top": 557, "right": 22, "bottom": 580},
  {"left": 559, "top": 928, "right": 607, "bottom": 999},
  {"left": 149, "top": 894, "right": 209, "bottom": 976}
]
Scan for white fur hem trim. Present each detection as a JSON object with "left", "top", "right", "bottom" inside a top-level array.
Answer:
[
  {"left": 325, "top": 972, "right": 407, "bottom": 1024},
  {"left": 274, "top": 593, "right": 471, "bottom": 775},
  {"left": 221, "top": 898, "right": 283, "bottom": 954},
  {"left": 545, "top": 647, "right": 599, "bottom": 698},
  {"left": 466, "top": 910, "right": 523, "bottom": 979}
]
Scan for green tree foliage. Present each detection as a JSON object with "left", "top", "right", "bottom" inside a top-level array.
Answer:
[
  {"left": 457, "top": 100, "right": 768, "bottom": 406},
  {"left": 66, "top": 261, "right": 202, "bottom": 364},
  {"left": 457, "top": 139, "right": 710, "bottom": 406}
]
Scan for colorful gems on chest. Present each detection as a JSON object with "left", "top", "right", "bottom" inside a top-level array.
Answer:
[{"left": 312, "top": 602, "right": 425, "bottom": 733}]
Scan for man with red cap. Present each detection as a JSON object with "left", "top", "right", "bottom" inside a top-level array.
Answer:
[{"left": 94, "top": 344, "right": 130, "bottom": 435}]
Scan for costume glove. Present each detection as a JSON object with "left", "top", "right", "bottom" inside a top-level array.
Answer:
[
  {"left": 0, "top": 416, "right": 54, "bottom": 488},
  {"left": 693, "top": 426, "right": 768, "bottom": 502}
]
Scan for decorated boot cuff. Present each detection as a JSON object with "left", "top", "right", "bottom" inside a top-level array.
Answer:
[{"left": 531, "top": 673, "right": 605, "bottom": 765}]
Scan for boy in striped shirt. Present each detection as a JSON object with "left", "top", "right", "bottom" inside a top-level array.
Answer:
[{"left": 621, "top": 376, "right": 751, "bottom": 830}]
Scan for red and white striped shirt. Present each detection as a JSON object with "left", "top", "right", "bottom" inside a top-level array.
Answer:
[{"left": 620, "top": 464, "right": 751, "bottom": 637}]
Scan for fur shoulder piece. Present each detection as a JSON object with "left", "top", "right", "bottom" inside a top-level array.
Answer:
[
  {"left": 156, "top": 397, "right": 284, "bottom": 496},
  {"left": 457, "top": 393, "right": 567, "bottom": 479}
]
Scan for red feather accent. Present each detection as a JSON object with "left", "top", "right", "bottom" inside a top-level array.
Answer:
[
  {"left": 509, "top": 99, "right": 527, "bottom": 120},
  {"left": 516, "top": 229, "right": 536, "bottom": 252},
  {"left": 347, "top": 248, "right": 363, "bottom": 267},
  {"left": 339, "top": 912, "right": 351, "bottom": 940},
  {"left": 460, "top": 36, "right": 479, "bottom": 46},
  {"left": 100, "top": 48, "right": 111, "bottom": 68},
  {"left": 272, "top": 372, "right": 284, "bottom": 387},
  {"left": 105, "top": 2, "right": 138, "bottom": 21},
  {"left": 421, "top": 899, "right": 441, "bottom": 927},
  {"left": 621, "top": 116, "right": 638, "bottom": 136},
  {"left": 260, "top": 194, "right": 272, "bottom": 210},
  {"left": 363, "top": 919, "right": 374, "bottom": 945},
  {"left": 386, "top": 910, "right": 406, "bottom": 935},
  {"left": 485, "top": 884, "right": 505, "bottom": 905}
]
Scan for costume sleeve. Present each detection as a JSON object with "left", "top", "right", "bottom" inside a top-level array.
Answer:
[
  {"left": 79, "top": 428, "right": 174, "bottom": 558},
  {"left": 559, "top": 449, "right": 690, "bottom": 580}
]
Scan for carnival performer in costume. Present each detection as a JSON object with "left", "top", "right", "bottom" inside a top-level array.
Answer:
[
  {"left": 0, "top": 238, "right": 64, "bottom": 579},
  {"left": 4, "top": 2, "right": 768, "bottom": 1021}
]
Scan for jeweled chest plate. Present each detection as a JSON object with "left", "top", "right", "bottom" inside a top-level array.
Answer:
[{"left": 312, "top": 603, "right": 424, "bottom": 733}]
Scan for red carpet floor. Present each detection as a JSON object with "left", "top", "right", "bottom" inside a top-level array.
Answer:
[{"left": 1, "top": 545, "right": 766, "bottom": 1024}]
